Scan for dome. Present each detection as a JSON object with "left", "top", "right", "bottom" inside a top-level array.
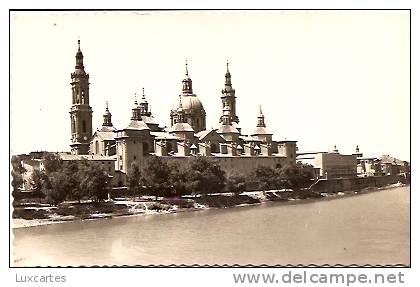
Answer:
[
  {"left": 170, "top": 122, "right": 194, "bottom": 133},
  {"left": 251, "top": 126, "right": 272, "bottom": 135},
  {"left": 172, "top": 95, "right": 204, "bottom": 114}
]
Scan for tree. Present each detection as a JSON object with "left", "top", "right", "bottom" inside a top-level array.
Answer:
[
  {"left": 11, "top": 155, "right": 26, "bottom": 174},
  {"left": 185, "top": 156, "right": 226, "bottom": 196},
  {"left": 30, "top": 158, "right": 111, "bottom": 204},
  {"left": 11, "top": 155, "right": 26, "bottom": 192},
  {"left": 66, "top": 161, "right": 85, "bottom": 202},
  {"left": 31, "top": 156, "right": 77, "bottom": 204},
  {"left": 30, "top": 169, "right": 48, "bottom": 196},
  {"left": 251, "top": 165, "right": 280, "bottom": 191},
  {"left": 225, "top": 171, "right": 247, "bottom": 195},
  {"left": 295, "top": 162, "right": 314, "bottom": 187},
  {"left": 140, "top": 156, "right": 172, "bottom": 200},
  {"left": 78, "top": 160, "right": 110, "bottom": 202},
  {"left": 277, "top": 162, "right": 314, "bottom": 189},
  {"left": 11, "top": 170, "right": 24, "bottom": 193},
  {"left": 42, "top": 153, "right": 62, "bottom": 173},
  {"left": 45, "top": 171, "right": 71, "bottom": 204},
  {"left": 168, "top": 162, "right": 189, "bottom": 196},
  {"left": 127, "top": 162, "right": 143, "bottom": 195}
]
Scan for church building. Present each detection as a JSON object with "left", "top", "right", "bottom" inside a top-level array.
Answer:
[{"left": 68, "top": 41, "right": 297, "bottom": 183}]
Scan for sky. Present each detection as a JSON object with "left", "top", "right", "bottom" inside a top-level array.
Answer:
[{"left": 10, "top": 10, "right": 410, "bottom": 161}]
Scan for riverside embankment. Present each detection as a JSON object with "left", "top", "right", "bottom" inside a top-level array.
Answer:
[{"left": 13, "top": 177, "right": 406, "bottom": 229}]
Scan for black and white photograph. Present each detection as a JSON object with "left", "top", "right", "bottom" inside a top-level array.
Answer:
[{"left": 9, "top": 10, "right": 410, "bottom": 269}]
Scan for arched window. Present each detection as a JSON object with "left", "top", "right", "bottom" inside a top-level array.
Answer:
[
  {"left": 72, "top": 88, "right": 76, "bottom": 104},
  {"left": 82, "top": 120, "right": 86, "bottom": 133},
  {"left": 95, "top": 141, "right": 99, "bottom": 154},
  {"left": 71, "top": 118, "right": 76, "bottom": 133}
]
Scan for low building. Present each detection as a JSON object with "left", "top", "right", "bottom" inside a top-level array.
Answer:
[
  {"left": 357, "top": 157, "right": 383, "bottom": 177},
  {"left": 59, "top": 153, "right": 116, "bottom": 175},
  {"left": 313, "top": 146, "right": 357, "bottom": 179}
]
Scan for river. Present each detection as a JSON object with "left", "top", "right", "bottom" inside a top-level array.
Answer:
[{"left": 13, "top": 186, "right": 410, "bottom": 266}]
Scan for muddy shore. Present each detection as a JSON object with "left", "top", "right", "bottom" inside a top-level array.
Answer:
[{"left": 12, "top": 183, "right": 406, "bottom": 229}]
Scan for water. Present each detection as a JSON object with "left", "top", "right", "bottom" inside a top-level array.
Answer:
[{"left": 13, "top": 186, "right": 410, "bottom": 266}]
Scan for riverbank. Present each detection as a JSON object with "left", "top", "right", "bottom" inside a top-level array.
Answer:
[{"left": 12, "top": 182, "right": 407, "bottom": 229}]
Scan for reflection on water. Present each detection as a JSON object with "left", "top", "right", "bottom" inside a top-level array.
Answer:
[{"left": 13, "top": 187, "right": 410, "bottom": 266}]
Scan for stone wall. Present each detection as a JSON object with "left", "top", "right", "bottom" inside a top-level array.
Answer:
[
  {"left": 311, "top": 175, "right": 405, "bottom": 193},
  {"left": 161, "top": 155, "right": 289, "bottom": 175}
]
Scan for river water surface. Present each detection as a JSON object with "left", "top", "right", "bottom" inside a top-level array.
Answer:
[{"left": 13, "top": 186, "right": 410, "bottom": 266}]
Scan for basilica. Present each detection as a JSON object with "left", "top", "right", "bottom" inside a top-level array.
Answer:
[{"left": 69, "top": 41, "right": 297, "bottom": 182}]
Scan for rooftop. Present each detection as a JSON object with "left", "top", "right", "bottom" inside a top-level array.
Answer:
[{"left": 58, "top": 153, "right": 116, "bottom": 161}]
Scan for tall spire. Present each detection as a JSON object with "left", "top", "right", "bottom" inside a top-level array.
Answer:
[
  {"left": 185, "top": 59, "right": 189, "bottom": 77},
  {"left": 182, "top": 60, "right": 193, "bottom": 94},
  {"left": 131, "top": 93, "right": 142, "bottom": 120},
  {"left": 176, "top": 95, "right": 186, "bottom": 123},
  {"left": 70, "top": 39, "right": 92, "bottom": 155},
  {"left": 224, "top": 60, "right": 232, "bottom": 87},
  {"left": 257, "top": 105, "right": 266, "bottom": 128},
  {"left": 220, "top": 60, "right": 238, "bottom": 125},
  {"left": 103, "top": 101, "right": 113, "bottom": 127},
  {"left": 140, "top": 87, "right": 148, "bottom": 103},
  {"left": 139, "top": 87, "right": 150, "bottom": 116},
  {"left": 75, "top": 39, "right": 84, "bottom": 69}
]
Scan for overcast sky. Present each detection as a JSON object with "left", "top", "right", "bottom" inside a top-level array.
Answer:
[{"left": 10, "top": 10, "right": 410, "bottom": 161}]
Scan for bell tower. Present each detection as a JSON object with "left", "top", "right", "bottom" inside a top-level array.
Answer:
[
  {"left": 220, "top": 61, "right": 239, "bottom": 124},
  {"left": 69, "top": 40, "right": 93, "bottom": 155}
]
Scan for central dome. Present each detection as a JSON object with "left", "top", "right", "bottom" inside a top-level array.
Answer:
[
  {"left": 169, "top": 61, "right": 207, "bottom": 133},
  {"left": 171, "top": 94, "right": 204, "bottom": 114}
]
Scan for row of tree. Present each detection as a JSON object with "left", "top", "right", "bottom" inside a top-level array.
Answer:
[
  {"left": 11, "top": 153, "right": 314, "bottom": 205},
  {"left": 128, "top": 156, "right": 227, "bottom": 199},
  {"left": 128, "top": 156, "right": 314, "bottom": 199},
  {"left": 30, "top": 154, "right": 110, "bottom": 204}
]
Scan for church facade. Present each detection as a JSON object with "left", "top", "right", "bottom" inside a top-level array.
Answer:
[{"left": 70, "top": 41, "right": 297, "bottom": 184}]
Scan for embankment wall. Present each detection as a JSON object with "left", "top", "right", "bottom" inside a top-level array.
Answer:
[{"left": 311, "top": 175, "right": 405, "bottom": 193}]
